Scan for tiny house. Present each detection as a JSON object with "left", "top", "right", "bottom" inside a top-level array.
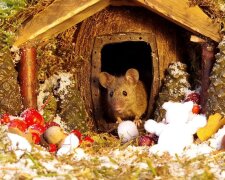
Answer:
[{"left": 13, "top": 0, "right": 221, "bottom": 132}]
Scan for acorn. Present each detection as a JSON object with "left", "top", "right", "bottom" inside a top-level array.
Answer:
[{"left": 41, "top": 126, "right": 67, "bottom": 145}]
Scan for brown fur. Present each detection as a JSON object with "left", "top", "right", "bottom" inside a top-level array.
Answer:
[{"left": 99, "top": 69, "right": 147, "bottom": 122}]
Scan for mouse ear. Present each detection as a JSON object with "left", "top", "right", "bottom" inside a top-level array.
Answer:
[
  {"left": 125, "top": 68, "right": 139, "bottom": 85},
  {"left": 99, "top": 72, "right": 115, "bottom": 88}
]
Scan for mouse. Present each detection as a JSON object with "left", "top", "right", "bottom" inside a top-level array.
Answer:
[{"left": 99, "top": 68, "right": 147, "bottom": 126}]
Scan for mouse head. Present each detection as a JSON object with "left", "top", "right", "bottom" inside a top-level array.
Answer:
[{"left": 99, "top": 69, "right": 140, "bottom": 111}]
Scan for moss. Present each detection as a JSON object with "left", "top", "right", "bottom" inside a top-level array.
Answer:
[
  {"left": 0, "top": 51, "right": 22, "bottom": 115},
  {"left": 189, "top": 0, "right": 225, "bottom": 32},
  {"left": 41, "top": 92, "right": 57, "bottom": 122},
  {"left": 59, "top": 80, "right": 89, "bottom": 133},
  {"left": 0, "top": 126, "right": 17, "bottom": 163}
]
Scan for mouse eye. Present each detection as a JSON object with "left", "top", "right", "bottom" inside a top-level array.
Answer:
[
  {"left": 122, "top": 91, "right": 127, "bottom": 96},
  {"left": 109, "top": 91, "right": 114, "bottom": 97}
]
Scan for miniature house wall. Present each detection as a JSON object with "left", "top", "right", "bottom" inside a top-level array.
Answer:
[{"left": 73, "top": 6, "right": 185, "bottom": 131}]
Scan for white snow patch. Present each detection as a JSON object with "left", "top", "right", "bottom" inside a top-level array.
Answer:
[
  {"left": 72, "top": 148, "right": 90, "bottom": 161},
  {"left": 57, "top": 133, "right": 79, "bottom": 156},
  {"left": 41, "top": 159, "right": 73, "bottom": 172},
  {"left": 7, "top": 133, "right": 32, "bottom": 159},
  {"left": 0, "top": 158, "right": 37, "bottom": 179},
  {"left": 117, "top": 120, "right": 139, "bottom": 143},
  {"left": 209, "top": 125, "right": 225, "bottom": 149},
  {"left": 37, "top": 72, "right": 72, "bottom": 114},
  {"left": 99, "top": 156, "right": 119, "bottom": 169},
  {"left": 10, "top": 46, "right": 20, "bottom": 64},
  {"left": 52, "top": 115, "right": 69, "bottom": 131},
  {"left": 182, "top": 143, "right": 213, "bottom": 159}
]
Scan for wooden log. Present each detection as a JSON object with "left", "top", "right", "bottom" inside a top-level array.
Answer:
[
  {"left": 200, "top": 42, "right": 215, "bottom": 113},
  {"left": 135, "top": 0, "right": 221, "bottom": 42},
  {"left": 19, "top": 47, "right": 37, "bottom": 109}
]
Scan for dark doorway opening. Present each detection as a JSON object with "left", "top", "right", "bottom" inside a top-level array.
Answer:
[{"left": 100, "top": 41, "right": 153, "bottom": 123}]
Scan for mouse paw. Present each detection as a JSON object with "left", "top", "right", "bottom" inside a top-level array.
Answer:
[
  {"left": 116, "top": 117, "right": 123, "bottom": 124},
  {"left": 134, "top": 119, "right": 142, "bottom": 127}
]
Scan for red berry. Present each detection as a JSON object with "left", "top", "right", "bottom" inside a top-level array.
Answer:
[
  {"left": 0, "top": 113, "right": 10, "bottom": 124},
  {"left": 48, "top": 144, "right": 57, "bottom": 153},
  {"left": 21, "top": 108, "right": 44, "bottom": 127},
  {"left": 45, "top": 121, "right": 60, "bottom": 129},
  {"left": 148, "top": 133, "right": 159, "bottom": 143},
  {"left": 31, "top": 133, "right": 41, "bottom": 144},
  {"left": 28, "top": 124, "right": 46, "bottom": 135},
  {"left": 184, "top": 92, "right": 200, "bottom": 104},
  {"left": 71, "top": 129, "right": 82, "bottom": 140},
  {"left": 138, "top": 134, "right": 158, "bottom": 146},
  {"left": 138, "top": 136, "right": 153, "bottom": 146},
  {"left": 192, "top": 104, "right": 200, "bottom": 114},
  {"left": 84, "top": 136, "right": 94, "bottom": 143},
  {"left": 8, "top": 119, "right": 27, "bottom": 132}
]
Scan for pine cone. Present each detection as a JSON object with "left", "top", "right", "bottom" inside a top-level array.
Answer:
[
  {"left": 154, "top": 62, "right": 191, "bottom": 121},
  {"left": 206, "top": 37, "right": 225, "bottom": 116}
]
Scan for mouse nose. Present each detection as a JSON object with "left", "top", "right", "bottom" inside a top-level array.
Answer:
[{"left": 112, "top": 101, "right": 124, "bottom": 111}]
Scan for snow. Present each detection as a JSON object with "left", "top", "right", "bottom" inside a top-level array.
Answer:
[
  {"left": 2, "top": 126, "right": 225, "bottom": 179},
  {"left": 99, "top": 156, "right": 119, "bottom": 169},
  {"left": 3, "top": 52, "right": 225, "bottom": 178},
  {"left": 8, "top": 115, "right": 24, "bottom": 121},
  {"left": 183, "top": 143, "right": 213, "bottom": 158},
  {"left": 72, "top": 148, "right": 90, "bottom": 161},
  {"left": 41, "top": 159, "right": 74, "bottom": 172},
  {"left": 7, "top": 133, "right": 32, "bottom": 159},
  {"left": 57, "top": 133, "right": 79, "bottom": 156},
  {"left": 0, "top": 158, "right": 37, "bottom": 179},
  {"left": 52, "top": 115, "right": 69, "bottom": 131},
  {"left": 209, "top": 125, "right": 225, "bottom": 149},
  {"left": 117, "top": 120, "right": 139, "bottom": 143},
  {"left": 10, "top": 46, "right": 21, "bottom": 64},
  {"left": 37, "top": 72, "right": 72, "bottom": 114}
]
